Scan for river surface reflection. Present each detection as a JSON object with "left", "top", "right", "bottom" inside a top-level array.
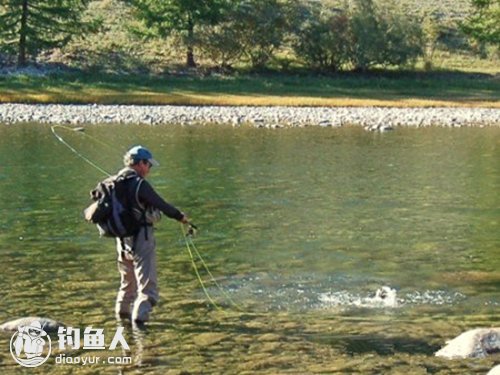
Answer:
[{"left": 0, "top": 123, "right": 498, "bottom": 373}]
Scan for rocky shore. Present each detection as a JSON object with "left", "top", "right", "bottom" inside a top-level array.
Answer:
[{"left": 0, "top": 103, "right": 499, "bottom": 130}]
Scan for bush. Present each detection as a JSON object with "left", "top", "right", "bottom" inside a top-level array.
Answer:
[
  {"left": 377, "top": 6, "right": 424, "bottom": 66},
  {"left": 199, "top": 0, "right": 291, "bottom": 69},
  {"left": 348, "top": 0, "right": 385, "bottom": 71},
  {"left": 348, "top": 0, "right": 424, "bottom": 70},
  {"left": 197, "top": 23, "right": 244, "bottom": 69},
  {"left": 0, "top": 52, "right": 16, "bottom": 68},
  {"left": 58, "top": 0, "right": 179, "bottom": 73},
  {"left": 292, "top": 6, "right": 351, "bottom": 71},
  {"left": 292, "top": 0, "right": 424, "bottom": 72},
  {"left": 238, "top": 0, "right": 290, "bottom": 69}
]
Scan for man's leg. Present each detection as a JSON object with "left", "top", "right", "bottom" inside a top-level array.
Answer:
[
  {"left": 131, "top": 227, "right": 159, "bottom": 323},
  {"left": 115, "top": 239, "right": 137, "bottom": 319}
]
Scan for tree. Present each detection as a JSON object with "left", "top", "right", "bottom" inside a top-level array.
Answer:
[
  {"left": 376, "top": 4, "right": 423, "bottom": 67},
  {"left": 231, "top": 0, "right": 291, "bottom": 69},
  {"left": 293, "top": 6, "right": 351, "bottom": 71},
  {"left": 128, "top": 0, "right": 231, "bottom": 67},
  {"left": 0, "top": 0, "right": 95, "bottom": 67},
  {"left": 421, "top": 15, "right": 441, "bottom": 70},
  {"left": 196, "top": 0, "right": 297, "bottom": 70},
  {"left": 348, "top": 0, "right": 423, "bottom": 71},
  {"left": 196, "top": 22, "right": 244, "bottom": 69},
  {"left": 461, "top": 0, "right": 500, "bottom": 46},
  {"left": 348, "top": 0, "right": 385, "bottom": 71}
]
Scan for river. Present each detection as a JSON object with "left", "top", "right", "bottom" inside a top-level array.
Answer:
[{"left": 0, "top": 123, "right": 498, "bottom": 373}]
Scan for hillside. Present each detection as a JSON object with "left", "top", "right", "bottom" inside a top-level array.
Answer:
[
  {"left": 3, "top": 0, "right": 494, "bottom": 74},
  {"left": 53, "top": 0, "right": 477, "bottom": 71},
  {"left": 0, "top": 0, "right": 497, "bottom": 106},
  {"left": 398, "top": 0, "right": 471, "bottom": 20},
  {"left": 321, "top": 0, "right": 471, "bottom": 21}
]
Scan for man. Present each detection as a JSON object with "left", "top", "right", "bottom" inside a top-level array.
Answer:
[
  {"left": 14, "top": 320, "right": 47, "bottom": 360},
  {"left": 115, "top": 145, "right": 188, "bottom": 327}
]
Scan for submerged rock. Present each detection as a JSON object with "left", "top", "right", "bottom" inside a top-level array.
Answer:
[
  {"left": 488, "top": 364, "right": 500, "bottom": 375},
  {"left": 435, "top": 328, "right": 500, "bottom": 359},
  {"left": 364, "top": 123, "right": 394, "bottom": 132},
  {"left": 193, "top": 332, "right": 229, "bottom": 347},
  {"left": 0, "top": 316, "right": 65, "bottom": 333}
]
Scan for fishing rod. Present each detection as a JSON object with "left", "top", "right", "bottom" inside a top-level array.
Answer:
[{"left": 51, "top": 124, "right": 241, "bottom": 313}]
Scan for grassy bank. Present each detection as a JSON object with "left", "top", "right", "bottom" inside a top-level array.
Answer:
[{"left": 0, "top": 70, "right": 499, "bottom": 108}]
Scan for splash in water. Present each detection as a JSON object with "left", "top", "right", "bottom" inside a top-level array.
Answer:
[
  {"left": 319, "top": 286, "right": 399, "bottom": 309},
  {"left": 318, "top": 286, "right": 467, "bottom": 310},
  {"left": 207, "top": 274, "right": 470, "bottom": 312}
]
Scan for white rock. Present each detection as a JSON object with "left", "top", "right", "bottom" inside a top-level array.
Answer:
[
  {"left": 0, "top": 104, "right": 499, "bottom": 128},
  {"left": 435, "top": 328, "right": 500, "bottom": 359},
  {"left": 0, "top": 316, "right": 65, "bottom": 333},
  {"left": 487, "top": 364, "right": 500, "bottom": 375}
]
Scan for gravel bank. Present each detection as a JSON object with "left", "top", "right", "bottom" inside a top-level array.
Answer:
[{"left": 0, "top": 103, "right": 499, "bottom": 130}]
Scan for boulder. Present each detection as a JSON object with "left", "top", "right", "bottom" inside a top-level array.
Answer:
[
  {"left": 0, "top": 317, "right": 65, "bottom": 334},
  {"left": 487, "top": 364, "right": 500, "bottom": 375},
  {"left": 435, "top": 328, "right": 500, "bottom": 359}
]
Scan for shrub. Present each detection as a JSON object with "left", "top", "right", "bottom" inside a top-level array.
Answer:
[
  {"left": 196, "top": 0, "right": 295, "bottom": 70},
  {"left": 377, "top": 6, "right": 424, "bottom": 66},
  {"left": 348, "top": 0, "right": 424, "bottom": 70},
  {"left": 292, "top": 0, "right": 424, "bottom": 72},
  {"left": 348, "top": 0, "right": 384, "bottom": 71},
  {"left": 292, "top": 6, "right": 351, "bottom": 71},
  {"left": 197, "top": 23, "right": 244, "bottom": 69},
  {"left": 240, "top": 0, "right": 290, "bottom": 69}
]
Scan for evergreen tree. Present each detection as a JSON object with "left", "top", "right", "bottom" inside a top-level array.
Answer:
[
  {"left": 128, "top": 0, "right": 232, "bottom": 67},
  {"left": 0, "top": 0, "right": 94, "bottom": 67},
  {"left": 461, "top": 0, "right": 500, "bottom": 46}
]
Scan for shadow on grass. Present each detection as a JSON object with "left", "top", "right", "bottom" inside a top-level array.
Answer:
[{"left": 0, "top": 69, "right": 498, "bottom": 104}]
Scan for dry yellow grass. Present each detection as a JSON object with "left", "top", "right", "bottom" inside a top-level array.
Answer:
[
  {"left": 1, "top": 70, "right": 498, "bottom": 108},
  {"left": 1, "top": 91, "right": 499, "bottom": 108}
]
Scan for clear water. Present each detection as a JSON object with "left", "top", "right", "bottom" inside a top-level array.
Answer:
[{"left": 0, "top": 123, "right": 498, "bottom": 373}]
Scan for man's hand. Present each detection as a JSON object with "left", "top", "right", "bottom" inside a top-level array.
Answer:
[{"left": 180, "top": 214, "right": 189, "bottom": 224}]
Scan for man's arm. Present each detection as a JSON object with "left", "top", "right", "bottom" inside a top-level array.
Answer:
[{"left": 137, "top": 180, "right": 187, "bottom": 222}]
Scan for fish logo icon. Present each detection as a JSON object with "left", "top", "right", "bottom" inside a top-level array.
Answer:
[{"left": 10, "top": 320, "right": 51, "bottom": 367}]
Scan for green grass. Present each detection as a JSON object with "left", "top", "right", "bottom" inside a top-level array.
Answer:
[
  {"left": 1, "top": 0, "right": 496, "bottom": 109},
  {"left": 0, "top": 70, "right": 498, "bottom": 107}
]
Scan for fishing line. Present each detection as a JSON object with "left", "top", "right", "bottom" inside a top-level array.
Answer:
[
  {"left": 52, "top": 124, "right": 235, "bottom": 312},
  {"left": 53, "top": 125, "right": 116, "bottom": 151},
  {"left": 181, "top": 224, "right": 228, "bottom": 314},
  {"left": 50, "top": 125, "right": 112, "bottom": 177},
  {"left": 184, "top": 231, "right": 243, "bottom": 311}
]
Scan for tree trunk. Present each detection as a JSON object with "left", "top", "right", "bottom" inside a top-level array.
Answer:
[
  {"left": 186, "top": 15, "right": 196, "bottom": 68},
  {"left": 186, "top": 47, "right": 196, "bottom": 68},
  {"left": 18, "top": 0, "right": 29, "bottom": 67}
]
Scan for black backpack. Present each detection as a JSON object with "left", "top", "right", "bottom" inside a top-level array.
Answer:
[{"left": 84, "top": 171, "right": 144, "bottom": 238}]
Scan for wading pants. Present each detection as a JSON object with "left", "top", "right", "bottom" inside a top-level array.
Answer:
[{"left": 115, "top": 226, "right": 158, "bottom": 322}]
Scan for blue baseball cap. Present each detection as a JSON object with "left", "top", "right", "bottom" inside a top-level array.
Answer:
[{"left": 126, "top": 145, "right": 159, "bottom": 166}]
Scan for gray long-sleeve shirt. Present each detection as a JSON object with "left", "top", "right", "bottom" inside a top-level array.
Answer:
[
  {"left": 137, "top": 179, "right": 184, "bottom": 221},
  {"left": 117, "top": 167, "right": 184, "bottom": 221}
]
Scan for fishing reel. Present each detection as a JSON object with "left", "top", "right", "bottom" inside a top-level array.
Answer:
[{"left": 186, "top": 222, "right": 198, "bottom": 237}]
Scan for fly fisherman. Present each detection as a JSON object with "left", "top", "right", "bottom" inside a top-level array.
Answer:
[{"left": 116, "top": 145, "right": 189, "bottom": 327}]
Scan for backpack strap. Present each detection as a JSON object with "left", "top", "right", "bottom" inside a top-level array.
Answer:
[
  {"left": 133, "top": 177, "right": 150, "bottom": 241},
  {"left": 118, "top": 170, "right": 150, "bottom": 243},
  {"left": 116, "top": 169, "right": 144, "bottom": 210},
  {"left": 134, "top": 178, "right": 145, "bottom": 210}
]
